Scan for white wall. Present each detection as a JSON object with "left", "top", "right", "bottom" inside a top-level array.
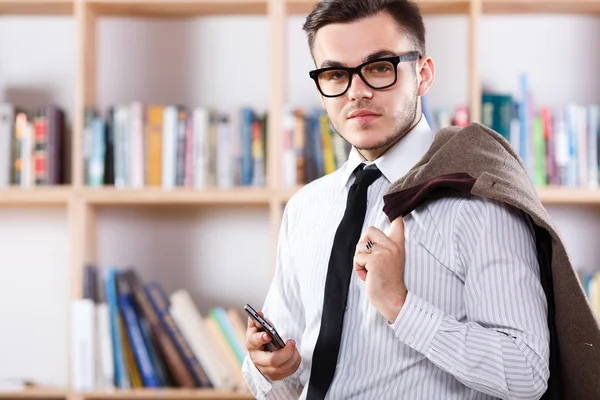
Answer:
[{"left": 0, "top": 11, "right": 599, "bottom": 388}]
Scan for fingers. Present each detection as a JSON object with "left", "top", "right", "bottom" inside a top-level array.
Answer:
[
  {"left": 260, "top": 346, "right": 301, "bottom": 379},
  {"left": 355, "top": 239, "right": 384, "bottom": 256},
  {"left": 246, "top": 329, "right": 274, "bottom": 351},
  {"left": 386, "top": 217, "right": 405, "bottom": 248},
  {"left": 353, "top": 252, "right": 369, "bottom": 281},
  {"left": 360, "top": 226, "right": 394, "bottom": 251},
  {"left": 355, "top": 222, "right": 405, "bottom": 256},
  {"left": 250, "top": 339, "right": 297, "bottom": 369}
]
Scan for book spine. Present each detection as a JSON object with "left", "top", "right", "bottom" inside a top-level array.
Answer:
[
  {"left": 145, "top": 106, "right": 163, "bottom": 187},
  {"left": 117, "top": 288, "right": 161, "bottom": 387},
  {"left": 96, "top": 302, "right": 115, "bottom": 390},
  {"left": 145, "top": 282, "right": 212, "bottom": 387},
  {"left": 105, "top": 268, "right": 131, "bottom": 388},
  {"left": 210, "top": 308, "right": 245, "bottom": 364},
  {"left": 0, "top": 104, "right": 14, "bottom": 188},
  {"left": 70, "top": 299, "right": 96, "bottom": 392},
  {"left": 124, "top": 270, "right": 195, "bottom": 388}
]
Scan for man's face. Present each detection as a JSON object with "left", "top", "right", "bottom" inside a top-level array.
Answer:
[{"left": 312, "top": 12, "right": 433, "bottom": 160}]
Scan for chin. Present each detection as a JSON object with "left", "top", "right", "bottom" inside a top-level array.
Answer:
[
  {"left": 345, "top": 128, "right": 384, "bottom": 147},
  {"left": 350, "top": 137, "right": 387, "bottom": 151}
]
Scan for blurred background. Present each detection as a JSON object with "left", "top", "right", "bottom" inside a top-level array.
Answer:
[{"left": 1, "top": 0, "right": 599, "bottom": 399}]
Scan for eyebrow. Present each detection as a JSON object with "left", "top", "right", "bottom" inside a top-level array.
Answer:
[{"left": 319, "top": 50, "right": 397, "bottom": 69}]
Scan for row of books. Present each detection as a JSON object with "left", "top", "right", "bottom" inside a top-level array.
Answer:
[
  {"left": 83, "top": 104, "right": 267, "bottom": 189},
  {"left": 70, "top": 265, "right": 250, "bottom": 392},
  {"left": 0, "top": 103, "right": 68, "bottom": 188},
  {"left": 432, "top": 74, "right": 600, "bottom": 189},
  {"left": 281, "top": 106, "right": 351, "bottom": 187},
  {"left": 83, "top": 103, "right": 354, "bottom": 190},
  {"left": 479, "top": 85, "right": 599, "bottom": 189}
]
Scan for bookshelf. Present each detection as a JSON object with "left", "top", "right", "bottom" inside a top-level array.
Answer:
[
  {"left": 1, "top": 0, "right": 600, "bottom": 399},
  {"left": 0, "top": 0, "right": 74, "bottom": 15},
  {"left": 481, "top": 0, "right": 600, "bottom": 14},
  {"left": 0, "top": 186, "right": 72, "bottom": 206},
  {"left": 0, "top": 388, "right": 256, "bottom": 399}
]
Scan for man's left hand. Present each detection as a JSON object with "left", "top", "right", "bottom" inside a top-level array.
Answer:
[{"left": 353, "top": 217, "right": 408, "bottom": 323}]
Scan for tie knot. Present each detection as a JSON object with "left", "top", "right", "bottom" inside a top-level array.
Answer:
[{"left": 353, "top": 163, "right": 382, "bottom": 187}]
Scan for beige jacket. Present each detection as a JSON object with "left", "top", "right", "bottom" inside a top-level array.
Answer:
[{"left": 382, "top": 122, "right": 600, "bottom": 399}]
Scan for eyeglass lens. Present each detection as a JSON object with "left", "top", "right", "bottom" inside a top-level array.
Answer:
[{"left": 317, "top": 60, "right": 396, "bottom": 97}]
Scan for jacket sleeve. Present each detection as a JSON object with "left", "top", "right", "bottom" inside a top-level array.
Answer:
[
  {"left": 389, "top": 198, "right": 550, "bottom": 400},
  {"left": 241, "top": 205, "right": 306, "bottom": 399}
]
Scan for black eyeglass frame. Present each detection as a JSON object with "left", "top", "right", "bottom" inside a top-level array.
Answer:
[{"left": 309, "top": 51, "right": 422, "bottom": 98}]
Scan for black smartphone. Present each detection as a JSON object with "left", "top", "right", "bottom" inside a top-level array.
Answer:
[{"left": 244, "top": 303, "right": 286, "bottom": 351}]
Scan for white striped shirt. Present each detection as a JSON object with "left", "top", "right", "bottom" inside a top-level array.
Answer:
[{"left": 242, "top": 116, "right": 550, "bottom": 399}]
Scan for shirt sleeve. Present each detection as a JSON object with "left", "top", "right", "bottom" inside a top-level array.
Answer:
[
  {"left": 241, "top": 204, "right": 306, "bottom": 399},
  {"left": 390, "top": 198, "right": 550, "bottom": 400}
]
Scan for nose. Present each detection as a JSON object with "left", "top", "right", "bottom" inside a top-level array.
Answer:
[{"left": 346, "top": 73, "right": 373, "bottom": 101}]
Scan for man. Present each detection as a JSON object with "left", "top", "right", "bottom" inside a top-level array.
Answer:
[{"left": 242, "top": 0, "right": 550, "bottom": 399}]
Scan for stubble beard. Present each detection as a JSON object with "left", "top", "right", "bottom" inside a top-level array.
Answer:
[{"left": 331, "top": 93, "right": 419, "bottom": 152}]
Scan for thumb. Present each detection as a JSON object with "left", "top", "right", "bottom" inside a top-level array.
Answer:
[{"left": 386, "top": 217, "right": 405, "bottom": 248}]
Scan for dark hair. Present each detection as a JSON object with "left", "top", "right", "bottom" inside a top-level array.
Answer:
[{"left": 302, "top": 0, "right": 426, "bottom": 58}]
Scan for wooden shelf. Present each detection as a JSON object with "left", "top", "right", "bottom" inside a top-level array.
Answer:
[
  {"left": 0, "top": 388, "right": 67, "bottom": 399},
  {"left": 537, "top": 187, "right": 600, "bottom": 204},
  {"left": 0, "top": 186, "right": 599, "bottom": 207},
  {"left": 286, "top": 0, "right": 471, "bottom": 15},
  {"left": 0, "top": 388, "right": 254, "bottom": 399},
  {"left": 82, "top": 187, "right": 276, "bottom": 205},
  {"left": 0, "top": 0, "right": 73, "bottom": 15},
  {"left": 86, "top": 0, "right": 268, "bottom": 17},
  {"left": 0, "top": 186, "right": 72, "bottom": 206},
  {"left": 281, "top": 186, "right": 600, "bottom": 205},
  {"left": 482, "top": 0, "right": 600, "bottom": 14},
  {"left": 79, "top": 389, "right": 253, "bottom": 399}
]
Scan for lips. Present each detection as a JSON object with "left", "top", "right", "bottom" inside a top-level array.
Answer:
[
  {"left": 348, "top": 109, "right": 381, "bottom": 124},
  {"left": 348, "top": 109, "right": 381, "bottom": 119}
]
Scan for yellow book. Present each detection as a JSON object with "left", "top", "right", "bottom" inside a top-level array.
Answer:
[
  {"left": 119, "top": 314, "right": 143, "bottom": 388},
  {"left": 226, "top": 308, "right": 248, "bottom": 351},
  {"left": 294, "top": 109, "right": 305, "bottom": 185},
  {"left": 146, "top": 105, "right": 163, "bottom": 186},
  {"left": 319, "top": 113, "right": 336, "bottom": 175},
  {"left": 204, "top": 314, "right": 247, "bottom": 391}
]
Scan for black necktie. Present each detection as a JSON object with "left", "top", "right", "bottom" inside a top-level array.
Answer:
[{"left": 307, "top": 163, "right": 382, "bottom": 400}]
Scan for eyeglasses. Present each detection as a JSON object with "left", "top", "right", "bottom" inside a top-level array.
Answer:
[{"left": 309, "top": 51, "right": 422, "bottom": 98}]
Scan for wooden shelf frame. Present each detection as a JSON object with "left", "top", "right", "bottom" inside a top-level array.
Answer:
[
  {"left": 0, "top": 388, "right": 254, "bottom": 399},
  {"left": 286, "top": 0, "right": 472, "bottom": 15},
  {"left": 0, "top": 388, "right": 67, "bottom": 399},
  {"left": 81, "top": 187, "right": 278, "bottom": 205},
  {"left": 1, "top": 185, "right": 600, "bottom": 207},
  {"left": 78, "top": 388, "right": 254, "bottom": 399},
  {"left": 482, "top": 0, "right": 600, "bottom": 14},
  {"left": 0, "top": 0, "right": 73, "bottom": 15},
  {"left": 2, "top": 0, "right": 600, "bottom": 397},
  {"left": 85, "top": 0, "right": 269, "bottom": 17},
  {"left": 0, "top": 186, "right": 72, "bottom": 206}
]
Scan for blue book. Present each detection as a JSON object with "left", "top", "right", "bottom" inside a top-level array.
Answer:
[
  {"left": 240, "top": 107, "right": 254, "bottom": 185},
  {"left": 145, "top": 282, "right": 212, "bottom": 387},
  {"left": 210, "top": 307, "right": 246, "bottom": 364},
  {"left": 116, "top": 274, "right": 161, "bottom": 387},
  {"left": 105, "top": 268, "right": 130, "bottom": 388}
]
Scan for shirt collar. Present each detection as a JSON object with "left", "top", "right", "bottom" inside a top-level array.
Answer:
[{"left": 340, "top": 114, "right": 434, "bottom": 189}]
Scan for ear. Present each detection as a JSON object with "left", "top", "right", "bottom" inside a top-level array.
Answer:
[{"left": 417, "top": 55, "right": 435, "bottom": 97}]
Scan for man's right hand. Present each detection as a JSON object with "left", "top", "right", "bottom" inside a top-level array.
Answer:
[{"left": 245, "top": 310, "right": 301, "bottom": 381}]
